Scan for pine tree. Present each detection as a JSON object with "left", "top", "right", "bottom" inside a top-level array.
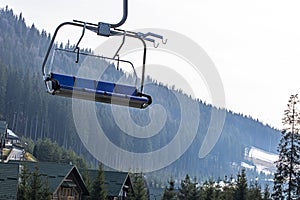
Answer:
[
  {"left": 162, "top": 177, "right": 177, "bottom": 200},
  {"left": 126, "top": 186, "right": 135, "bottom": 200},
  {"left": 247, "top": 181, "right": 262, "bottom": 200},
  {"left": 30, "top": 165, "right": 43, "bottom": 200},
  {"left": 273, "top": 170, "right": 284, "bottom": 200},
  {"left": 130, "top": 173, "right": 148, "bottom": 200},
  {"left": 220, "top": 184, "right": 235, "bottom": 200},
  {"left": 201, "top": 178, "right": 215, "bottom": 200},
  {"left": 178, "top": 174, "right": 200, "bottom": 200},
  {"left": 189, "top": 177, "right": 200, "bottom": 200},
  {"left": 234, "top": 168, "right": 247, "bottom": 200},
  {"left": 213, "top": 178, "right": 222, "bottom": 200},
  {"left": 178, "top": 174, "right": 191, "bottom": 200},
  {"left": 41, "top": 177, "right": 51, "bottom": 200},
  {"left": 272, "top": 94, "right": 300, "bottom": 200},
  {"left": 262, "top": 184, "right": 271, "bottom": 200},
  {"left": 220, "top": 175, "right": 236, "bottom": 200},
  {"left": 91, "top": 163, "right": 107, "bottom": 200},
  {"left": 17, "top": 165, "right": 31, "bottom": 200},
  {"left": 82, "top": 165, "right": 92, "bottom": 193}
]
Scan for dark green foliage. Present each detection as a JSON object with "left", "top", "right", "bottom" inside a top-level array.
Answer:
[
  {"left": 33, "top": 138, "right": 60, "bottom": 162},
  {"left": 178, "top": 174, "right": 200, "bottom": 200},
  {"left": 129, "top": 173, "right": 148, "bottom": 200},
  {"left": 273, "top": 94, "right": 300, "bottom": 199},
  {"left": 160, "top": 171, "right": 268, "bottom": 200},
  {"left": 82, "top": 165, "right": 92, "bottom": 193},
  {"left": 126, "top": 186, "right": 135, "bottom": 200},
  {"left": 200, "top": 178, "right": 215, "bottom": 200},
  {"left": 32, "top": 137, "right": 88, "bottom": 169},
  {"left": 40, "top": 177, "right": 51, "bottom": 200},
  {"left": 189, "top": 177, "right": 200, "bottom": 200},
  {"left": 247, "top": 181, "right": 262, "bottom": 200},
  {"left": 90, "top": 163, "right": 107, "bottom": 200},
  {"left": 178, "top": 174, "right": 191, "bottom": 200},
  {"left": 213, "top": 180, "right": 222, "bottom": 200},
  {"left": 162, "top": 177, "right": 177, "bottom": 200},
  {"left": 20, "top": 136, "right": 35, "bottom": 154},
  {"left": 234, "top": 168, "right": 248, "bottom": 200},
  {"left": 17, "top": 164, "right": 51, "bottom": 200},
  {"left": 30, "top": 165, "right": 43, "bottom": 200},
  {"left": 17, "top": 165, "right": 31, "bottom": 200},
  {"left": 262, "top": 184, "right": 271, "bottom": 200},
  {"left": 219, "top": 183, "right": 235, "bottom": 200},
  {"left": 0, "top": 7, "right": 95, "bottom": 166},
  {"left": 272, "top": 170, "right": 284, "bottom": 200},
  {"left": 199, "top": 177, "right": 232, "bottom": 200}
]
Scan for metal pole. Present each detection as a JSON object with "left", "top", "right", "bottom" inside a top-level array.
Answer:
[{"left": 111, "top": 0, "right": 128, "bottom": 28}]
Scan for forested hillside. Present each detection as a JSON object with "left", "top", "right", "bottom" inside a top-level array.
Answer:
[
  {"left": 0, "top": 6, "right": 90, "bottom": 160},
  {"left": 0, "top": 6, "right": 281, "bottom": 183}
]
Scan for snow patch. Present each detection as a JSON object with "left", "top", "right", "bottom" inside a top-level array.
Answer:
[
  {"left": 248, "top": 147, "right": 278, "bottom": 163},
  {"left": 241, "top": 162, "right": 255, "bottom": 170},
  {"left": 244, "top": 146, "right": 278, "bottom": 175}
]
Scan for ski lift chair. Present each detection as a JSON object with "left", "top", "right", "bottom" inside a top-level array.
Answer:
[{"left": 41, "top": 0, "right": 166, "bottom": 109}]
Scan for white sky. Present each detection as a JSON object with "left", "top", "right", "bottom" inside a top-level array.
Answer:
[{"left": 2, "top": 0, "right": 300, "bottom": 129}]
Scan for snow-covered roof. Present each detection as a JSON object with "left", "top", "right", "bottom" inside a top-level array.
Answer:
[{"left": 7, "top": 129, "right": 19, "bottom": 140}]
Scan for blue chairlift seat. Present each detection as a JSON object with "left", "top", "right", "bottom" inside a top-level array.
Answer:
[{"left": 45, "top": 73, "right": 152, "bottom": 109}]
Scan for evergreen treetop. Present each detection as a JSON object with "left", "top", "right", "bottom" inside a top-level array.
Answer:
[
  {"left": 90, "top": 163, "right": 107, "bottom": 200},
  {"left": 273, "top": 94, "right": 300, "bottom": 199}
]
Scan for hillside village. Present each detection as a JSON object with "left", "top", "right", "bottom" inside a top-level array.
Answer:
[
  {"left": 0, "top": 120, "right": 151, "bottom": 200},
  {"left": 0, "top": 119, "right": 278, "bottom": 200},
  {"left": 0, "top": 121, "right": 36, "bottom": 163}
]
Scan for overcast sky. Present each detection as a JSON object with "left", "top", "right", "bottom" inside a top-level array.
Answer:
[{"left": 2, "top": 0, "right": 300, "bottom": 129}]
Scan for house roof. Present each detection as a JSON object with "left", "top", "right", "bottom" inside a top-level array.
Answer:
[
  {"left": 7, "top": 129, "right": 19, "bottom": 140},
  {"left": 6, "top": 161, "right": 89, "bottom": 196},
  {"left": 24, "top": 161, "right": 74, "bottom": 192},
  {"left": 88, "top": 170, "right": 130, "bottom": 197},
  {"left": 23, "top": 161, "right": 89, "bottom": 195},
  {"left": 0, "top": 162, "right": 19, "bottom": 200}
]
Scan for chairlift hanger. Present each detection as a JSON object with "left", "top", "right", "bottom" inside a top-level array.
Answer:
[{"left": 41, "top": 0, "right": 166, "bottom": 109}]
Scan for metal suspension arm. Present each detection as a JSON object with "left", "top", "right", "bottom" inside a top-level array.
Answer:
[
  {"left": 111, "top": 0, "right": 128, "bottom": 28},
  {"left": 42, "top": 0, "right": 129, "bottom": 75}
]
